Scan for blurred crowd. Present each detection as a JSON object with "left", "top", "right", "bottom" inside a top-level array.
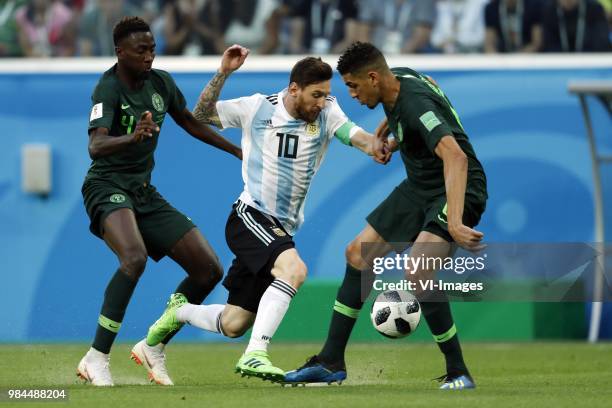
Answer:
[{"left": 0, "top": 0, "right": 610, "bottom": 58}]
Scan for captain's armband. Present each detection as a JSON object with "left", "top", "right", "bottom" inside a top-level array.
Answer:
[{"left": 334, "top": 121, "right": 362, "bottom": 146}]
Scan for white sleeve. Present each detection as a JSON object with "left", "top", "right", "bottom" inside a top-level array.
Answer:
[
  {"left": 216, "top": 94, "right": 263, "bottom": 129},
  {"left": 325, "top": 97, "right": 350, "bottom": 140}
]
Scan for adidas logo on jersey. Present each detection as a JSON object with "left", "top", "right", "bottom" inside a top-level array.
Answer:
[{"left": 258, "top": 119, "right": 272, "bottom": 127}]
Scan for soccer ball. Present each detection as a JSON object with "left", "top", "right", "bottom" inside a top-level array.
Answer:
[{"left": 370, "top": 290, "right": 421, "bottom": 338}]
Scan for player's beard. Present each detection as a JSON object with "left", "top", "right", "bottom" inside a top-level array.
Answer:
[{"left": 296, "top": 104, "right": 320, "bottom": 123}]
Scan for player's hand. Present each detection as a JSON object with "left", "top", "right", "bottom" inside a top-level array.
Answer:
[
  {"left": 449, "top": 224, "right": 485, "bottom": 252},
  {"left": 219, "top": 44, "right": 249, "bottom": 75},
  {"left": 132, "top": 111, "right": 159, "bottom": 143},
  {"left": 372, "top": 135, "right": 392, "bottom": 164},
  {"left": 385, "top": 137, "right": 398, "bottom": 153}
]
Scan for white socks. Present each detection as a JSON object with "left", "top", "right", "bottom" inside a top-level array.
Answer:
[
  {"left": 245, "top": 279, "right": 297, "bottom": 354},
  {"left": 173, "top": 278, "right": 298, "bottom": 349},
  {"left": 176, "top": 304, "right": 225, "bottom": 334}
]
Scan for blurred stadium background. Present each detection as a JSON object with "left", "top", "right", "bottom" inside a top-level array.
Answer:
[
  {"left": 1, "top": 0, "right": 612, "bottom": 385},
  {"left": 1, "top": 51, "right": 610, "bottom": 345}
]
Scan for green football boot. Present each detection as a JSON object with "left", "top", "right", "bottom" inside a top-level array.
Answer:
[
  {"left": 235, "top": 351, "right": 285, "bottom": 382},
  {"left": 146, "top": 293, "right": 187, "bottom": 346}
]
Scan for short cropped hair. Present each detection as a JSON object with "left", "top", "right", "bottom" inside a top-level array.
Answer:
[
  {"left": 113, "top": 16, "right": 151, "bottom": 46},
  {"left": 289, "top": 57, "right": 333, "bottom": 88},
  {"left": 337, "top": 42, "right": 388, "bottom": 75}
]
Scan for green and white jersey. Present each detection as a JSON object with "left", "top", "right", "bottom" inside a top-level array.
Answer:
[
  {"left": 385, "top": 67, "right": 487, "bottom": 200},
  {"left": 85, "top": 65, "right": 187, "bottom": 191}
]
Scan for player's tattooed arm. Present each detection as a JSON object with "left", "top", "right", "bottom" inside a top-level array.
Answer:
[
  {"left": 192, "top": 71, "right": 226, "bottom": 128},
  {"left": 192, "top": 44, "right": 249, "bottom": 128}
]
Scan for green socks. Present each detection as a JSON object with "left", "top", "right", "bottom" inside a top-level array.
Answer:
[
  {"left": 319, "top": 265, "right": 368, "bottom": 364},
  {"left": 92, "top": 269, "right": 137, "bottom": 354},
  {"left": 317, "top": 264, "right": 469, "bottom": 376},
  {"left": 418, "top": 290, "right": 469, "bottom": 375}
]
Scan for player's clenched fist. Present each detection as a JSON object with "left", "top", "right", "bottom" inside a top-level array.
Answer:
[
  {"left": 372, "top": 136, "right": 392, "bottom": 165},
  {"left": 132, "top": 111, "right": 159, "bottom": 142},
  {"left": 219, "top": 44, "right": 249, "bottom": 76},
  {"left": 372, "top": 117, "right": 396, "bottom": 165},
  {"left": 449, "top": 224, "right": 485, "bottom": 252}
]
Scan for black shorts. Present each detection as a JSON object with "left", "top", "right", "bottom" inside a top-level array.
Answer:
[
  {"left": 366, "top": 179, "right": 486, "bottom": 243},
  {"left": 82, "top": 179, "right": 195, "bottom": 261},
  {"left": 222, "top": 201, "right": 295, "bottom": 313}
]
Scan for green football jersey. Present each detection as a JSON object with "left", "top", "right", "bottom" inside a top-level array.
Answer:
[
  {"left": 385, "top": 67, "right": 487, "bottom": 200},
  {"left": 85, "top": 65, "right": 187, "bottom": 191}
]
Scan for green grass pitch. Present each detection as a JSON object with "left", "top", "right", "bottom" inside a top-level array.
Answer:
[{"left": 1, "top": 342, "right": 611, "bottom": 407}]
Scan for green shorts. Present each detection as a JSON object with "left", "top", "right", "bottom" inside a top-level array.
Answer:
[
  {"left": 82, "top": 180, "right": 195, "bottom": 261},
  {"left": 366, "top": 179, "right": 486, "bottom": 243}
]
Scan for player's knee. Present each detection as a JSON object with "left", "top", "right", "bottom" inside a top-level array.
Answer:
[
  {"left": 284, "top": 258, "right": 307, "bottom": 288},
  {"left": 295, "top": 260, "right": 308, "bottom": 286},
  {"left": 272, "top": 256, "right": 307, "bottom": 289},
  {"left": 345, "top": 241, "right": 365, "bottom": 270},
  {"left": 209, "top": 257, "right": 224, "bottom": 284},
  {"left": 193, "top": 257, "right": 223, "bottom": 287},
  {"left": 223, "top": 327, "right": 248, "bottom": 339},
  {"left": 120, "top": 251, "right": 147, "bottom": 280},
  {"left": 220, "top": 318, "right": 249, "bottom": 338}
]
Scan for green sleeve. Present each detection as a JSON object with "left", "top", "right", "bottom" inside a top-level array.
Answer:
[
  {"left": 406, "top": 96, "right": 453, "bottom": 154},
  {"left": 88, "top": 80, "right": 117, "bottom": 131},
  {"left": 334, "top": 121, "right": 356, "bottom": 146}
]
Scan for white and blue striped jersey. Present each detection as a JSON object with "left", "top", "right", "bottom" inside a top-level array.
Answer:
[{"left": 217, "top": 88, "right": 357, "bottom": 235}]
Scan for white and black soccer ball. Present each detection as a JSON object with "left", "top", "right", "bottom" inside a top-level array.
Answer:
[{"left": 370, "top": 290, "right": 421, "bottom": 338}]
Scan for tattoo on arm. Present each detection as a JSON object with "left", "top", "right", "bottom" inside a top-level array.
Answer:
[{"left": 192, "top": 71, "right": 227, "bottom": 128}]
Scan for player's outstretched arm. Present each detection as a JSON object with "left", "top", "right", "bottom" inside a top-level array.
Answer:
[
  {"left": 350, "top": 129, "right": 392, "bottom": 165},
  {"left": 171, "top": 108, "right": 242, "bottom": 160},
  {"left": 88, "top": 111, "right": 158, "bottom": 159},
  {"left": 347, "top": 117, "right": 396, "bottom": 164},
  {"left": 435, "top": 135, "right": 484, "bottom": 251},
  {"left": 192, "top": 44, "right": 249, "bottom": 128}
]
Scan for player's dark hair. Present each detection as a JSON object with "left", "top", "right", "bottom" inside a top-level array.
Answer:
[
  {"left": 113, "top": 16, "right": 151, "bottom": 46},
  {"left": 337, "top": 42, "right": 388, "bottom": 75},
  {"left": 289, "top": 57, "right": 333, "bottom": 88}
]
